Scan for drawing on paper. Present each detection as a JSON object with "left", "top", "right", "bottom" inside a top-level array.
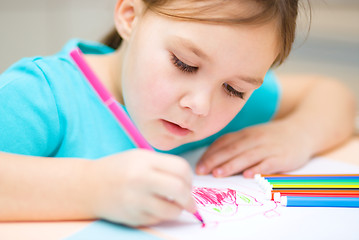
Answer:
[{"left": 192, "top": 187, "right": 279, "bottom": 222}]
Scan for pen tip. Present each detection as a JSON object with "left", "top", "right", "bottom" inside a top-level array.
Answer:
[{"left": 194, "top": 211, "right": 205, "bottom": 227}]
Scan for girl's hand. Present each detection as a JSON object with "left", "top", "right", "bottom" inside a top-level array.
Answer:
[
  {"left": 195, "top": 120, "right": 314, "bottom": 178},
  {"left": 88, "top": 149, "right": 196, "bottom": 226}
]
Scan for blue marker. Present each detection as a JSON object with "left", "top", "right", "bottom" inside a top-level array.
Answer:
[{"left": 280, "top": 196, "right": 359, "bottom": 208}]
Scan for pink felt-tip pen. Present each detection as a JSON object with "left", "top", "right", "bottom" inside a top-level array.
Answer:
[
  {"left": 193, "top": 211, "right": 206, "bottom": 227},
  {"left": 70, "top": 47, "right": 205, "bottom": 226}
]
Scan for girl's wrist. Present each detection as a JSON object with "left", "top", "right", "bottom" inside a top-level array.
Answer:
[
  {"left": 275, "top": 117, "right": 318, "bottom": 156},
  {"left": 77, "top": 159, "right": 103, "bottom": 219},
  {"left": 82, "top": 156, "right": 124, "bottom": 220}
]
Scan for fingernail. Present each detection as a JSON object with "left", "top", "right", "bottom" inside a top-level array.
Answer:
[
  {"left": 244, "top": 170, "right": 253, "bottom": 178},
  {"left": 214, "top": 168, "right": 223, "bottom": 177},
  {"left": 197, "top": 165, "right": 206, "bottom": 175}
]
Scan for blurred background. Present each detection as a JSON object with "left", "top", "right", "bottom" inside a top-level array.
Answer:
[{"left": 0, "top": 0, "right": 358, "bottom": 116}]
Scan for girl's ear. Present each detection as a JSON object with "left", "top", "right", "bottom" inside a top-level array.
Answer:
[{"left": 114, "top": 0, "right": 143, "bottom": 40}]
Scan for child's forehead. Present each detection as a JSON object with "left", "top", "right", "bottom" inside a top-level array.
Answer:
[
  {"left": 146, "top": 0, "right": 267, "bottom": 23},
  {"left": 143, "top": 0, "right": 294, "bottom": 66}
]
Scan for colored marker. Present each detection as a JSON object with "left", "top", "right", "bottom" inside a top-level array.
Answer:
[
  {"left": 272, "top": 188, "right": 359, "bottom": 191},
  {"left": 264, "top": 179, "right": 359, "bottom": 183},
  {"left": 70, "top": 48, "right": 205, "bottom": 226},
  {"left": 259, "top": 174, "right": 359, "bottom": 178},
  {"left": 280, "top": 196, "right": 359, "bottom": 208},
  {"left": 269, "top": 184, "right": 359, "bottom": 189},
  {"left": 266, "top": 189, "right": 359, "bottom": 200},
  {"left": 273, "top": 192, "right": 359, "bottom": 202},
  {"left": 70, "top": 48, "right": 152, "bottom": 150},
  {"left": 255, "top": 174, "right": 359, "bottom": 189},
  {"left": 265, "top": 183, "right": 359, "bottom": 192},
  {"left": 261, "top": 180, "right": 359, "bottom": 190},
  {"left": 194, "top": 211, "right": 206, "bottom": 228},
  {"left": 264, "top": 177, "right": 359, "bottom": 181},
  {"left": 273, "top": 189, "right": 359, "bottom": 195}
]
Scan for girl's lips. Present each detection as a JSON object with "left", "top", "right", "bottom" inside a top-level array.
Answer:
[{"left": 161, "top": 120, "right": 191, "bottom": 136}]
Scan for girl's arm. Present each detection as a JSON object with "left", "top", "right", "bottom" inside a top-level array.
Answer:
[
  {"left": 0, "top": 152, "right": 93, "bottom": 221},
  {"left": 274, "top": 74, "right": 356, "bottom": 154},
  {"left": 0, "top": 150, "right": 196, "bottom": 226},
  {"left": 196, "top": 75, "right": 356, "bottom": 178}
]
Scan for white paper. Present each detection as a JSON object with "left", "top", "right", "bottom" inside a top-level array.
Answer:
[{"left": 152, "top": 148, "right": 359, "bottom": 240}]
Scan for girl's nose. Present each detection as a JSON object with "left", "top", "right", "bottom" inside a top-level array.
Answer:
[{"left": 179, "top": 89, "right": 211, "bottom": 117}]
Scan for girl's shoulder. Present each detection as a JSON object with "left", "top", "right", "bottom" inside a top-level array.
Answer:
[
  {"left": 0, "top": 39, "right": 119, "bottom": 157},
  {"left": 0, "top": 39, "right": 115, "bottom": 98}
]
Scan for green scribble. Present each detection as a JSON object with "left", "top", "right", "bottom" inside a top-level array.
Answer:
[
  {"left": 239, "top": 195, "right": 250, "bottom": 203},
  {"left": 213, "top": 207, "right": 220, "bottom": 212}
]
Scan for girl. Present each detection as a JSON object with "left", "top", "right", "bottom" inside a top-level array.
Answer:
[{"left": 0, "top": 0, "right": 356, "bottom": 226}]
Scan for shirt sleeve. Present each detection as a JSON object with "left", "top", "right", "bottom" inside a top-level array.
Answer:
[
  {"left": 162, "top": 70, "right": 282, "bottom": 155},
  {"left": 231, "top": 70, "right": 281, "bottom": 126},
  {"left": 0, "top": 58, "right": 62, "bottom": 156}
]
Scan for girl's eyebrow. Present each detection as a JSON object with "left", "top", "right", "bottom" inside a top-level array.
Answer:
[
  {"left": 171, "top": 36, "right": 209, "bottom": 60},
  {"left": 234, "top": 76, "right": 264, "bottom": 86}
]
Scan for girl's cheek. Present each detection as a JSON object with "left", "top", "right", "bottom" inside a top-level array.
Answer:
[{"left": 145, "top": 74, "right": 177, "bottom": 103}]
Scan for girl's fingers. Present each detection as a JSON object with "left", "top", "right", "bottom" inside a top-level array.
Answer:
[
  {"left": 149, "top": 171, "right": 197, "bottom": 213},
  {"left": 144, "top": 195, "right": 183, "bottom": 221},
  {"left": 211, "top": 146, "right": 272, "bottom": 177},
  {"left": 200, "top": 127, "right": 261, "bottom": 160},
  {"left": 200, "top": 133, "right": 241, "bottom": 159},
  {"left": 242, "top": 157, "right": 281, "bottom": 178},
  {"left": 130, "top": 212, "right": 161, "bottom": 227},
  {"left": 151, "top": 153, "right": 193, "bottom": 186},
  {"left": 196, "top": 135, "right": 261, "bottom": 175}
]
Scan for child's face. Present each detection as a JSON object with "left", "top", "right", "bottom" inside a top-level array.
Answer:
[{"left": 120, "top": 7, "right": 279, "bottom": 150}]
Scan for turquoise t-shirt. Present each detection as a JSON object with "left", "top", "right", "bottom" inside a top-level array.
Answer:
[{"left": 0, "top": 39, "right": 281, "bottom": 159}]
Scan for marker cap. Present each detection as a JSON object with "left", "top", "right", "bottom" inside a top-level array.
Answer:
[
  {"left": 280, "top": 196, "right": 287, "bottom": 206},
  {"left": 274, "top": 192, "right": 281, "bottom": 202}
]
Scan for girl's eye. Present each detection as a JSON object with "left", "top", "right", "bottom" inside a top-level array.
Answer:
[
  {"left": 223, "top": 83, "right": 245, "bottom": 99},
  {"left": 171, "top": 54, "right": 198, "bottom": 73}
]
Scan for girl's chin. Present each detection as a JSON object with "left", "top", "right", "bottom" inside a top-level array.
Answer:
[
  {"left": 147, "top": 137, "right": 185, "bottom": 151},
  {"left": 150, "top": 142, "right": 180, "bottom": 151}
]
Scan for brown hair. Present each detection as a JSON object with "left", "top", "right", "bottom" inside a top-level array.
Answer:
[{"left": 102, "top": 0, "right": 310, "bottom": 67}]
